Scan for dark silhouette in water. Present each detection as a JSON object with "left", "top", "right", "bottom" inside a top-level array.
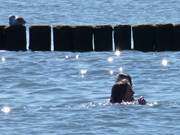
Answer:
[
  {"left": 9, "top": 15, "right": 26, "bottom": 26},
  {"left": 116, "top": 73, "right": 132, "bottom": 86},
  {"left": 110, "top": 73, "right": 146, "bottom": 105}
]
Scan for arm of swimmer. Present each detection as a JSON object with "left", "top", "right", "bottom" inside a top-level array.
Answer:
[{"left": 137, "top": 96, "right": 147, "bottom": 105}]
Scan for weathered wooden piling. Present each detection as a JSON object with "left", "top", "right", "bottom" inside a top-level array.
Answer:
[
  {"left": 132, "top": 25, "right": 155, "bottom": 51},
  {"left": 155, "top": 24, "right": 174, "bottom": 51},
  {"left": 173, "top": 24, "right": 180, "bottom": 51},
  {"left": 53, "top": 25, "right": 73, "bottom": 51},
  {"left": 29, "top": 25, "right": 51, "bottom": 51},
  {"left": 0, "top": 23, "right": 179, "bottom": 52},
  {"left": 114, "top": 25, "right": 131, "bottom": 50},
  {"left": 0, "top": 25, "right": 5, "bottom": 50},
  {"left": 93, "top": 25, "right": 113, "bottom": 51},
  {"left": 73, "top": 26, "right": 93, "bottom": 51},
  {"left": 4, "top": 25, "right": 26, "bottom": 51}
]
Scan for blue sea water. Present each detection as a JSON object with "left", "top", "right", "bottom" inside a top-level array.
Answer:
[
  {"left": 0, "top": 0, "right": 180, "bottom": 25},
  {"left": 0, "top": 0, "right": 180, "bottom": 135}
]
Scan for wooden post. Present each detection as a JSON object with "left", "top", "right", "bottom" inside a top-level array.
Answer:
[
  {"left": 114, "top": 25, "right": 131, "bottom": 50},
  {"left": 4, "top": 25, "right": 26, "bottom": 51},
  {"left": 133, "top": 25, "right": 155, "bottom": 51},
  {"left": 93, "top": 25, "right": 113, "bottom": 51},
  {"left": 29, "top": 25, "right": 51, "bottom": 51}
]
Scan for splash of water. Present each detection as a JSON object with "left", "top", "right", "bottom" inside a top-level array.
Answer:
[{"left": 114, "top": 50, "right": 121, "bottom": 56}]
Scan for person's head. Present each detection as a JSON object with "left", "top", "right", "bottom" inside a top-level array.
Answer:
[
  {"left": 16, "top": 16, "right": 26, "bottom": 26},
  {"left": 9, "top": 15, "right": 16, "bottom": 25},
  {"left": 116, "top": 73, "right": 132, "bottom": 86},
  {"left": 9, "top": 15, "right": 15, "bottom": 19},
  {"left": 110, "top": 79, "right": 134, "bottom": 103}
]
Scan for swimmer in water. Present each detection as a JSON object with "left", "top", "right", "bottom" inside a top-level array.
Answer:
[
  {"left": 16, "top": 16, "right": 26, "bottom": 26},
  {"left": 9, "top": 15, "right": 16, "bottom": 26},
  {"left": 110, "top": 73, "right": 146, "bottom": 105},
  {"left": 9, "top": 15, "right": 26, "bottom": 26}
]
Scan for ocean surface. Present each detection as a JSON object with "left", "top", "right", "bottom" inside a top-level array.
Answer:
[
  {"left": 0, "top": 0, "right": 180, "bottom": 135},
  {"left": 0, "top": 0, "right": 180, "bottom": 25}
]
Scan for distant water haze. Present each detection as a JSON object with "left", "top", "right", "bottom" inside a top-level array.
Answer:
[{"left": 0, "top": 0, "right": 180, "bottom": 25}]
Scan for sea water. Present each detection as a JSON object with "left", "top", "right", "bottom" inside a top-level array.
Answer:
[
  {"left": 0, "top": 0, "right": 180, "bottom": 25},
  {"left": 0, "top": 51, "right": 180, "bottom": 134},
  {"left": 0, "top": 0, "right": 180, "bottom": 135}
]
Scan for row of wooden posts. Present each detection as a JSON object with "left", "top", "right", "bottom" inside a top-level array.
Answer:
[{"left": 0, "top": 24, "right": 180, "bottom": 51}]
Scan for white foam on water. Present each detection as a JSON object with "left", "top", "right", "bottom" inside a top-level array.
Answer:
[
  {"left": 114, "top": 50, "right": 121, "bottom": 56},
  {"left": 147, "top": 101, "right": 159, "bottom": 107}
]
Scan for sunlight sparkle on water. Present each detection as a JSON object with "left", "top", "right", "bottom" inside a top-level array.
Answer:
[
  {"left": 107, "top": 57, "right": 113, "bottom": 63},
  {"left": 1, "top": 57, "right": 6, "bottom": 62},
  {"left": 1, "top": 106, "right": 11, "bottom": 114},
  {"left": 75, "top": 55, "right": 79, "bottom": 60},
  {"left": 119, "top": 67, "right": 123, "bottom": 73},
  {"left": 161, "top": 59, "right": 168, "bottom": 66},
  {"left": 114, "top": 50, "right": 121, "bottom": 56},
  {"left": 80, "top": 69, "right": 87, "bottom": 77},
  {"left": 109, "top": 70, "right": 114, "bottom": 75},
  {"left": 65, "top": 55, "right": 69, "bottom": 59}
]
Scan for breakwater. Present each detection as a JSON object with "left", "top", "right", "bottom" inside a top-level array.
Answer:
[{"left": 0, "top": 24, "right": 179, "bottom": 51}]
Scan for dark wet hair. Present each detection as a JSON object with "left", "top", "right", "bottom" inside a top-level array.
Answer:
[
  {"left": 116, "top": 73, "right": 132, "bottom": 86},
  {"left": 110, "top": 82, "right": 128, "bottom": 103}
]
